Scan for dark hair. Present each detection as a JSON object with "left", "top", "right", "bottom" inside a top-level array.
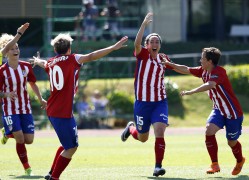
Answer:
[
  {"left": 54, "top": 39, "right": 71, "bottom": 54},
  {"left": 144, "top": 33, "right": 162, "bottom": 46},
  {"left": 202, "top": 47, "right": 221, "bottom": 66}
]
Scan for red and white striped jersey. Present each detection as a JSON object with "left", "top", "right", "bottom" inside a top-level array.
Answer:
[
  {"left": 189, "top": 66, "right": 243, "bottom": 119},
  {"left": 134, "top": 47, "right": 171, "bottom": 102},
  {"left": 45, "top": 54, "right": 81, "bottom": 118},
  {"left": 0, "top": 61, "right": 36, "bottom": 116}
]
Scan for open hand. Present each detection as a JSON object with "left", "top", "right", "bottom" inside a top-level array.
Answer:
[
  {"left": 113, "top": 36, "right": 128, "bottom": 50},
  {"left": 159, "top": 53, "right": 170, "bottom": 65},
  {"left": 180, "top": 90, "right": 193, "bottom": 96},
  {"left": 40, "top": 98, "right": 47, "bottom": 110},
  {"left": 143, "top": 12, "right": 153, "bottom": 26},
  {"left": 6, "top": 91, "right": 18, "bottom": 101}
]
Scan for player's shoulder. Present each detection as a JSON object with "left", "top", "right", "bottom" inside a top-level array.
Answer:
[
  {"left": 213, "top": 66, "right": 226, "bottom": 74},
  {"left": 19, "top": 60, "right": 32, "bottom": 67}
]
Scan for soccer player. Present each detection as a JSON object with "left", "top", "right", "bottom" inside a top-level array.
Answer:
[
  {"left": 29, "top": 33, "right": 128, "bottom": 180},
  {"left": 121, "top": 12, "right": 172, "bottom": 177},
  {"left": 161, "top": 47, "right": 245, "bottom": 175},
  {"left": 0, "top": 23, "right": 47, "bottom": 176}
]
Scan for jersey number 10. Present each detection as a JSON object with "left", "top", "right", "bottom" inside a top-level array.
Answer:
[{"left": 49, "top": 65, "right": 64, "bottom": 91}]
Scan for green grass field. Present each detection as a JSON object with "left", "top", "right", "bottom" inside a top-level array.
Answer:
[{"left": 1, "top": 128, "right": 249, "bottom": 180}]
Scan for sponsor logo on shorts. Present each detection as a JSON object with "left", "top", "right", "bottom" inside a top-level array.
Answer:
[
  {"left": 28, "top": 124, "right": 35, "bottom": 128},
  {"left": 228, "top": 131, "right": 238, "bottom": 138},
  {"left": 160, "top": 113, "right": 168, "bottom": 121}
]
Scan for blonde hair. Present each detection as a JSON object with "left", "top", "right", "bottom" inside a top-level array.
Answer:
[
  {"left": 0, "top": 33, "right": 14, "bottom": 49},
  {"left": 51, "top": 33, "right": 73, "bottom": 46}
]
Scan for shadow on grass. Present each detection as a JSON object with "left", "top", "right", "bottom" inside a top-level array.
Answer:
[
  {"left": 146, "top": 177, "right": 195, "bottom": 180},
  {"left": 11, "top": 175, "right": 44, "bottom": 179},
  {"left": 216, "top": 175, "right": 249, "bottom": 179},
  {"left": 145, "top": 175, "right": 249, "bottom": 179}
]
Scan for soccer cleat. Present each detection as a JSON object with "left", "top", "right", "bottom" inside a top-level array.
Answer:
[
  {"left": 25, "top": 168, "right": 33, "bottom": 176},
  {"left": 206, "top": 162, "right": 220, "bottom": 174},
  {"left": 121, "top": 121, "right": 134, "bottom": 142},
  {"left": 1, "top": 127, "right": 8, "bottom": 145},
  {"left": 44, "top": 171, "right": 52, "bottom": 180},
  {"left": 231, "top": 157, "right": 245, "bottom": 175},
  {"left": 153, "top": 167, "right": 166, "bottom": 177}
]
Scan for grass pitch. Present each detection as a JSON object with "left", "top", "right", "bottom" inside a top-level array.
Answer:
[{"left": 0, "top": 128, "right": 249, "bottom": 180}]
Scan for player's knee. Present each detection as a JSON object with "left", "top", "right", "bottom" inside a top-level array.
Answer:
[
  {"left": 15, "top": 138, "right": 25, "bottom": 144},
  {"left": 25, "top": 139, "right": 33, "bottom": 144},
  {"left": 138, "top": 136, "right": 148, "bottom": 143}
]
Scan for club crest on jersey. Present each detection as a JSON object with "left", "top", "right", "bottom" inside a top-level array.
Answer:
[{"left": 22, "top": 70, "right": 27, "bottom": 77}]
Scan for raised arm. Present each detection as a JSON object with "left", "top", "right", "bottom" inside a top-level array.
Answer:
[
  {"left": 0, "top": 23, "right": 29, "bottom": 56},
  {"left": 78, "top": 36, "right": 128, "bottom": 64},
  {"left": 134, "top": 12, "right": 153, "bottom": 55}
]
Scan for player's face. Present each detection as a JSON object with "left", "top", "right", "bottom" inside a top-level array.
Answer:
[
  {"left": 200, "top": 52, "right": 210, "bottom": 70},
  {"left": 7, "top": 44, "right": 20, "bottom": 61},
  {"left": 147, "top": 36, "right": 161, "bottom": 56}
]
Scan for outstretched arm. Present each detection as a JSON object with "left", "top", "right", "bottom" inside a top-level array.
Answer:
[
  {"left": 78, "top": 36, "right": 128, "bottom": 64},
  {"left": 134, "top": 12, "right": 153, "bottom": 55},
  {"left": 161, "top": 56, "right": 191, "bottom": 74},
  {"left": 0, "top": 23, "right": 29, "bottom": 56},
  {"left": 29, "top": 52, "right": 47, "bottom": 69},
  {"left": 180, "top": 81, "right": 216, "bottom": 96}
]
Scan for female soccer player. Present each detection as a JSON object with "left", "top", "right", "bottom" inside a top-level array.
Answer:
[
  {"left": 162, "top": 47, "right": 245, "bottom": 175},
  {"left": 29, "top": 33, "right": 128, "bottom": 180},
  {"left": 121, "top": 12, "right": 173, "bottom": 177},
  {"left": 0, "top": 23, "right": 47, "bottom": 176}
]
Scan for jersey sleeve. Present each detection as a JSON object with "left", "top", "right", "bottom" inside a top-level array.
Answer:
[
  {"left": 27, "top": 63, "right": 37, "bottom": 82},
  {"left": 74, "top": 54, "right": 84, "bottom": 66},
  {"left": 0, "top": 67, "right": 3, "bottom": 89},
  {"left": 134, "top": 47, "right": 149, "bottom": 60},
  {"left": 209, "top": 67, "right": 225, "bottom": 85},
  {"left": 189, "top": 66, "right": 203, "bottom": 78}
]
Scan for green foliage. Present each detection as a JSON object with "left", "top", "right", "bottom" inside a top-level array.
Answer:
[
  {"left": 28, "top": 88, "right": 50, "bottom": 113},
  {"left": 107, "top": 91, "right": 134, "bottom": 114},
  {"left": 226, "top": 64, "right": 249, "bottom": 96},
  {"left": 165, "top": 78, "right": 182, "bottom": 104}
]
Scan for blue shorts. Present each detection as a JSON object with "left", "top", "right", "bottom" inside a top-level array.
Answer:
[
  {"left": 2, "top": 114, "right": 35, "bottom": 135},
  {"left": 207, "top": 109, "right": 243, "bottom": 140},
  {"left": 134, "top": 99, "right": 168, "bottom": 133},
  {"left": 49, "top": 116, "right": 78, "bottom": 150}
]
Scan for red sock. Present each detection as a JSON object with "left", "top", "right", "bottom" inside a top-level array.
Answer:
[
  {"left": 7, "top": 134, "right": 14, "bottom": 138},
  {"left": 231, "top": 141, "right": 243, "bottom": 162},
  {"left": 51, "top": 146, "right": 64, "bottom": 172},
  {"left": 16, "top": 143, "right": 30, "bottom": 169},
  {"left": 205, "top": 135, "right": 218, "bottom": 162},
  {"left": 130, "top": 126, "right": 138, "bottom": 140},
  {"left": 155, "top": 137, "right": 165, "bottom": 167},
  {"left": 51, "top": 155, "right": 71, "bottom": 179}
]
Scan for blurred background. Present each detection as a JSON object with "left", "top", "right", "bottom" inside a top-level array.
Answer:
[{"left": 0, "top": 0, "right": 248, "bottom": 129}]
